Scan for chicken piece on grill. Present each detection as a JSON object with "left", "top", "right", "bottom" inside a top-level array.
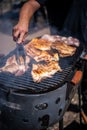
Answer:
[
  {"left": 41, "top": 34, "right": 80, "bottom": 47},
  {"left": 0, "top": 55, "right": 30, "bottom": 76},
  {"left": 41, "top": 34, "right": 62, "bottom": 42},
  {"left": 15, "top": 64, "right": 29, "bottom": 76},
  {"left": 52, "top": 42, "right": 76, "bottom": 57},
  {"left": 27, "top": 38, "right": 52, "bottom": 51},
  {"left": 25, "top": 45, "right": 59, "bottom": 62},
  {"left": 60, "top": 36, "right": 80, "bottom": 47},
  {"left": 4, "top": 54, "right": 17, "bottom": 66},
  {"left": 0, "top": 55, "right": 19, "bottom": 73},
  {"left": 0, "top": 63, "right": 19, "bottom": 73},
  {"left": 31, "top": 61, "right": 62, "bottom": 82}
]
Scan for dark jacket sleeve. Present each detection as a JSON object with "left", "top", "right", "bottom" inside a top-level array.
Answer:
[{"left": 36, "top": 0, "right": 47, "bottom": 6}]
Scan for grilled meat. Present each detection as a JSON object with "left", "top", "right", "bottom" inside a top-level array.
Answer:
[
  {"left": 31, "top": 61, "right": 62, "bottom": 82},
  {"left": 0, "top": 63, "right": 19, "bottom": 73},
  {"left": 26, "top": 38, "right": 52, "bottom": 51},
  {"left": 0, "top": 55, "right": 18, "bottom": 73},
  {"left": 4, "top": 55, "right": 17, "bottom": 66},
  {"left": 66, "top": 37, "right": 80, "bottom": 47},
  {"left": 52, "top": 42, "right": 76, "bottom": 57},
  {"left": 41, "top": 34, "right": 80, "bottom": 47},
  {"left": 25, "top": 45, "right": 59, "bottom": 62},
  {"left": 15, "top": 65, "right": 29, "bottom": 76},
  {"left": 41, "top": 34, "right": 62, "bottom": 42},
  {"left": 0, "top": 55, "right": 30, "bottom": 76},
  {"left": 0, "top": 34, "right": 79, "bottom": 82}
]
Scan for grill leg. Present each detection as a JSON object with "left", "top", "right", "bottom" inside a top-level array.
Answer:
[
  {"left": 59, "top": 118, "right": 63, "bottom": 130},
  {"left": 78, "top": 60, "right": 85, "bottom": 129},
  {"left": 78, "top": 85, "right": 82, "bottom": 125}
]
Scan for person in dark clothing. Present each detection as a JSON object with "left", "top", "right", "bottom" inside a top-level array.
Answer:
[
  {"left": 33, "top": 6, "right": 47, "bottom": 27},
  {"left": 12, "top": 0, "right": 87, "bottom": 116},
  {"left": 12, "top": 0, "right": 73, "bottom": 43}
]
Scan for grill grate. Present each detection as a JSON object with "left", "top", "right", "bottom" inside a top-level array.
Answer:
[
  {"left": 0, "top": 64, "right": 72, "bottom": 93},
  {"left": 0, "top": 44, "right": 83, "bottom": 93}
]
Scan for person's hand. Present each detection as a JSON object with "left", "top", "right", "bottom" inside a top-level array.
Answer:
[{"left": 12, "top": 22, "right": 28, "bottom": 44}]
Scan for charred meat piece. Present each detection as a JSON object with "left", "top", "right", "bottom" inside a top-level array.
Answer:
[
  {"left": 31, "top": 61, "right": 62, "bottom": 83},
  {"left": 25, "top": 38, "right": 52, "bottom": 51},
  {"left": 52, "top": 42, "right": 76, "bottom": 57},
  {"left": 25, "top": 45, "right": 59, "bottom": 62}
]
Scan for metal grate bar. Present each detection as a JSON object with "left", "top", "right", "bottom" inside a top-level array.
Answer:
[
  {"left": 0, "top": 43, "right": 83, "bottom": 93},
  {"left": 0, "top": 66, "right": 72, "bottom": 92}
]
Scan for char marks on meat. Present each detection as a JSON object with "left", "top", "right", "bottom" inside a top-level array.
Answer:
[
  {"left": 31, "top": 61, "right": 62, "bottom": 83},
  {"left": 52, "top": 42, "right": 76, "bottom": 57},
  {"left": 26, "top": 38, "right": 52, "bottom": 50},
  {"left": 25, "top": 44, "right": 59, "bottom": 62}
]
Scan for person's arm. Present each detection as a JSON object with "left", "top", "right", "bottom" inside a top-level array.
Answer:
[{"left": 13, "top": 0, "right": 40, "bottom": 43}]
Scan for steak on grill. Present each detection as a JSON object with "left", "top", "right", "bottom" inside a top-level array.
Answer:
[
  {"left": 25, "top": 45, "right": 59, "bottom": 62},
  {"left": 31, "top": 61, "right": 62, "bottom": 82},
  {"left": 52, "top": 42, "right": 76, "bottom": 57}
]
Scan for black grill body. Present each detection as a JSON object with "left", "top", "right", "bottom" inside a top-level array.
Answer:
[
  {"left": 0, "top": 43, "right": 84, "bottom": 130},
  {"left": 0, "top": 84, "right": 68, "bottom": 130}
]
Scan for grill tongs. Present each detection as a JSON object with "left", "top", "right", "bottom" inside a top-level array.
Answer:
[{"left": 16, "top": 43, "right": 26, "bottom": 65}]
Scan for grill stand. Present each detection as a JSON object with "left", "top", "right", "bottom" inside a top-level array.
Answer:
[
  {"left": 79, "top": 52, "right": 87, "bottom": 126},
  {"left": 58, "top": 51, "right": 87, "bottom": 130},
  {"left": 58, "top": 59, "right": 84, "bottom": 130},
  {"left": 59, "top": 119, "right": 63, "bottom": 130}
]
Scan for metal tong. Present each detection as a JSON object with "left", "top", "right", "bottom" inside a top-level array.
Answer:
[{"left": 16, "top": 43, "right": 26, "bottom": 65}]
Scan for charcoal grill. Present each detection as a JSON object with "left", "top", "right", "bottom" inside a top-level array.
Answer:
[{"left": 0, "top": 42, "right": 84, "bottom": 130}]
